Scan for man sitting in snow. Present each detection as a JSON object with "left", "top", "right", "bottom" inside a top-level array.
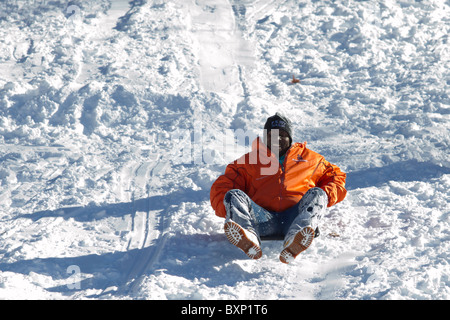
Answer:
[{"left": 210, "top": 113, "right": 347, "bottom": 263}]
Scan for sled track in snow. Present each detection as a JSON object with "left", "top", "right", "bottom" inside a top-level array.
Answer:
[{"left": 119, "top": 160, "right": 171, "bottom": 295}]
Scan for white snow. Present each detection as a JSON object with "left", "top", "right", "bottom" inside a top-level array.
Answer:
[{"left": 0, "top": 0, "right": 449, "bottom": 300}]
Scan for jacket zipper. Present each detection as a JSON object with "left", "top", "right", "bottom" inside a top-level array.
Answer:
[{"left": 279, "top": 157, "right": 286, "bottom": 212}]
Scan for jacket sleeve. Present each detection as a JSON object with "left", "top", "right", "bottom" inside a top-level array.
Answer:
[
  {"left": 210, "top": 163, "right": 248, "bottom": 218},
  {"left": 316, "top": 160, "right": 347, "bottom": 207}
]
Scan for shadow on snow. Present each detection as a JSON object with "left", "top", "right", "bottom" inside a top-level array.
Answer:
[
  {"left": 0, "top": 187, "right": 263, "bottom": 298},
  {"left": 346, "top": 160, "right": 449, "bottom": 190}
]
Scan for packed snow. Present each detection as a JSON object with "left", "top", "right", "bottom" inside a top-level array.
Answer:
[{"left": 0, "top": 0, "right": 449, "bottom": 300}]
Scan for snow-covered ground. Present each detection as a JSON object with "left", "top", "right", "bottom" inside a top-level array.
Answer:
[{"left": 0, "top": 0, "right": 449, "bottom": 300}]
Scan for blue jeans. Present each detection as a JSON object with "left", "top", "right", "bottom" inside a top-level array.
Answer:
[{"left": 223, "top": 188, "right": 328, "bottom": 241}]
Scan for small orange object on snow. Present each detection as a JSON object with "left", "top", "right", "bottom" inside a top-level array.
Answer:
[{"left": 291, "top": 75, "right": 300, "bottom": 84}]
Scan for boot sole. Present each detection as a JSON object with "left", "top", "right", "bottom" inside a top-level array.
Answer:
[
  {"left": 224, "top": 221, "right": 262, "bottom": 260},
  {"left": 279, "top": 226, "right": 315, "bottom": 264}
]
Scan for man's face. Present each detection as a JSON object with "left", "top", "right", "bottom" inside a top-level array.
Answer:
[{"left": 266, "top": 129, "right": 291, "bottom": 157}]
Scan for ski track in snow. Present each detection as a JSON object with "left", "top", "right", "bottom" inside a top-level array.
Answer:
[{"left": 0, "top": 0, "right": 449, "bottom": 300}]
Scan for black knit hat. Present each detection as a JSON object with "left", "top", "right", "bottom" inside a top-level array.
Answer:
[{"left": 264, "top": 113, "right": 293, "bottom": 144}]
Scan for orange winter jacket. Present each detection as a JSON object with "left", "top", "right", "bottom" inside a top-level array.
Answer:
[{"left": 210, "top": 137, "right": 347, "bottom": 218}]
